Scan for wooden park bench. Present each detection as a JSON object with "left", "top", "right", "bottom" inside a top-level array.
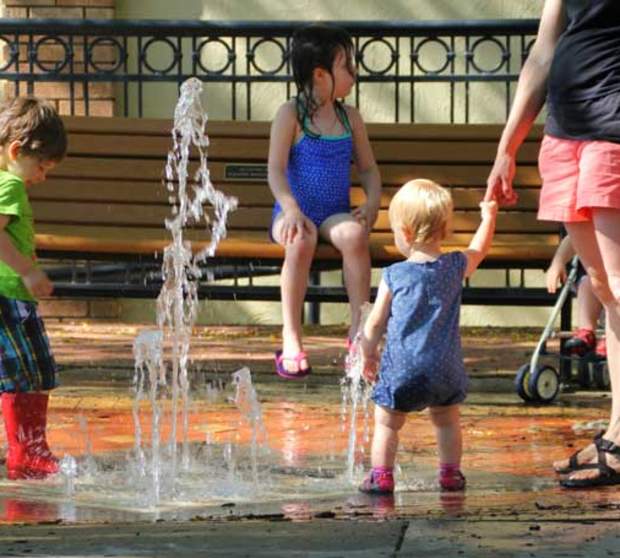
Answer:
[{"left": 33, "top": 116, "right": 561, "bottom": 316}]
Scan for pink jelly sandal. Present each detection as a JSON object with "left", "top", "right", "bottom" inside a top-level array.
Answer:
[
  {"left": 275, "top": 350, "right": 312, "bottom": 380},
  {"left": 439, "top": 469, "right": 466, "bottom": 492}
]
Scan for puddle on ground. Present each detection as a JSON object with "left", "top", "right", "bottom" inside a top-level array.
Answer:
[{"left": 0, "top": 370, "right": 617, "bottom": 524}]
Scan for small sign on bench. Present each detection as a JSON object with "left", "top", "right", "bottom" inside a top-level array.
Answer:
[{"left": 225, "top": 164, "right": 268, "bottom": 181}]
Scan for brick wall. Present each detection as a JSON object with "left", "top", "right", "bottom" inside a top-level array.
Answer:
[{"left": 1, "top": 0, "right": 117, "bottom": 116}]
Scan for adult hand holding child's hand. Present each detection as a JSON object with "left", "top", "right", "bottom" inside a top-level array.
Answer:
[{"left": 485, "top": 153, "right": 519, "bottom": 206}]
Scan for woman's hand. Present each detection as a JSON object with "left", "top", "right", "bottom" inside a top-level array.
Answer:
[
  {"left": 485, "top": 152, "right": 519, "bottom": 206},
  {"left": 280, "top": 208, "right": 313, "bottom": 245}
]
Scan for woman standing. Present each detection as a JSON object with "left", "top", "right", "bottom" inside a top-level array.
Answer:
[{"left": 486, "top": 0, "right": 620, "bottom": 488}]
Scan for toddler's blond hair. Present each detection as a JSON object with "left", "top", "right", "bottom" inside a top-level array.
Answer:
[{"left": 388, "top": 179, "right": 453, "bottom": 244}]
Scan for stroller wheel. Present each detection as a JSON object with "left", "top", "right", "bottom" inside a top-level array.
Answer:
[
  {"left": 577, "top": 360, "right": 592, "bottom": 389},
  {"left": 592, "top": 362, "right": 610, "bottom": 390},
  {"left": 528, "top": 365, "right": 560, "bottom": 404},
  {"left": 515, "top": 364, "right": 535, "bottom": 403}
]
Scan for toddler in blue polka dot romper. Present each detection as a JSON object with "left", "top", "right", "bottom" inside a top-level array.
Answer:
[{"left": 359, "top": 179, "right": 497, "bottom": 494}]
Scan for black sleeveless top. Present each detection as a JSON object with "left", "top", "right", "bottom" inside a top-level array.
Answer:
[{"left": 545, "top": 0, "right": 620, "bottom": 142}]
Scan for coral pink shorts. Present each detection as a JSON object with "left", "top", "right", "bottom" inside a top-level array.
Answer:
[{"left": 538, "top": 135, "right": 620, "bottom": 222}]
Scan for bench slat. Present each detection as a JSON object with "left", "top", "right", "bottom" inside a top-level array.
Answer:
[
  {"left": 32, "top": 180, "right": 542, "bottom": 210},
  {"left": 36, "top": 224, "right": 556, "bottom": 262},
  {"left": 65, "top": 133, "right": 541, "bottom": 164},
  {"left": 50, "top": 157, "right": 542, "bottom": 188},
  {"left": 63, "top": 116, "right": 543, "bottom": 142},
  {"left": 31, "top": 200, "right": 554, "bottom": 233}
]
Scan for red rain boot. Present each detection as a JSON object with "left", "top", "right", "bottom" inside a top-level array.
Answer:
[{"left": 1, "top": 392, "right": 59, "bottom": 480}]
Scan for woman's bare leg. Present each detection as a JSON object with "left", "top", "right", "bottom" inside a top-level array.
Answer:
[{"left": 561, "top": 210, "right": 620, "bottom": 480}]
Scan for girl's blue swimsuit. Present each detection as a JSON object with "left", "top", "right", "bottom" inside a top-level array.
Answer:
[{"left": 271, "top": 105, "right": 353, "bottom": 234}]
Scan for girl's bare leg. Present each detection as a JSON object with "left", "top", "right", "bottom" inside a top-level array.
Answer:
[
  {"left": 320, "top": 214, "right": 371, "bottom": 338},
  {"left": 272, "top": 216, "right": 318, "bottom": 373}
]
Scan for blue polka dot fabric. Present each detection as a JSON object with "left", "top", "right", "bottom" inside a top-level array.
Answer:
[
  {"left": 272, "top": 132, "right": 352, "bottom": 229},
  {"left": 372, "top": 251, "right": 469, "bottom": 413}
]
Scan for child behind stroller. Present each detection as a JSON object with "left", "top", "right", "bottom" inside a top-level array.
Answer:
[{"left": 546, "top": 235, "right": 606, "bottom": 358}]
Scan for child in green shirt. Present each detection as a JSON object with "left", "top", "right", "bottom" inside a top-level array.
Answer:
[{"left": 0, "top": 96, "right": 67, "bottom": 479}]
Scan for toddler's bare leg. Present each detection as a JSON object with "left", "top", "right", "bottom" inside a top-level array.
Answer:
[
  {"left": 371, "top": 405, "right": 406, "bottom": 469},
  {"left": 320, "top": 214, "right": 371, "bottom": 337},
  {"left": 429, "top": 405, "right": 462, "bottom": 466}
]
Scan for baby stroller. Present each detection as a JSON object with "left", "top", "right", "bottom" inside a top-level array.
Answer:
[{"left": 515, "top": 256, "right": 610, "bottom": 404}]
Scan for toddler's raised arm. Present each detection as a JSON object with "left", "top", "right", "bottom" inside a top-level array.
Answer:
[{"left": 462, "top": 201, "right": 498, "bottom": 278}]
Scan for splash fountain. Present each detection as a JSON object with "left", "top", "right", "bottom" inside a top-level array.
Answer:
[{"left": 0, "top": 78, "right": 378, "bottom": 522}]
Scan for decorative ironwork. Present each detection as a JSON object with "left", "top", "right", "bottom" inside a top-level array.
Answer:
[
  {"left": 411, "top": 37, "right": 454, "bottom": 75},
  {"left": 0, "top": 18, "right": 538, "bottom": 122}
]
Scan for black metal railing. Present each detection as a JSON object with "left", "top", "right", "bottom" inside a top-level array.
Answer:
[{"left": 0, "top": 19, "right": 538, "bottom": 122}]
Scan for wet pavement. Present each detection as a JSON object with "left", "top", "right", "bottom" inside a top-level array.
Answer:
[{"left": 0, "top": 322, "right": 618, "bottom": 557}]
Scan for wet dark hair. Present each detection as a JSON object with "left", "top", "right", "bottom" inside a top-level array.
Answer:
[
  {"left": 0, "top": 96, "right": 67, "bottom": 162},
  {"left": 290, "top": 23, "right": 354, "bottom": 135}
]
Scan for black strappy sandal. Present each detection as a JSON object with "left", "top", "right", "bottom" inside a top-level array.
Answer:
[
  {"left": 554, "top": 431, "right": 604, "bottom": 475},
  {"left": 560, "top": 438, "right": 620, "bottom": 488}
]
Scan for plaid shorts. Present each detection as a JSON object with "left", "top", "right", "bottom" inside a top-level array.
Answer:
[{"left": 0, "top": 296, "right": 57, "bottom": 393}]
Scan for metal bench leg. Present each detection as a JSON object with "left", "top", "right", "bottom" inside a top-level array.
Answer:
[{"left": 307, "top": 270, "right": 321, "bottom": 325}]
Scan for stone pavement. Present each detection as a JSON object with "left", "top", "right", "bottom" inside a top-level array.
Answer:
[
  {"left": 46, "top": 321, "right": 543, "bottom": 387},
  {"left": 2, "top": 509, "right": 620, "bottom": 557}
]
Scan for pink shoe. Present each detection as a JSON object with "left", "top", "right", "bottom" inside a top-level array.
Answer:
[
  {"left": 596, "top": 338, "right": 607, "bottom": 359},
  {"left": 439, "top": 469, "right": 466, "bottom": 491},
  {"left": 274, "top": 350, "right": 312, "bottom": 380},
  {"left": 565, "top": 328, "right": 596, "bottom": 356},
  {"left": 359, "top": 469, "right": 394, "bottom": 495}
]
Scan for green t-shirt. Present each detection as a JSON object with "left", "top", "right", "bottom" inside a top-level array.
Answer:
[{"left": 0, "top": 170, "right": 36, "bottom": 302}]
